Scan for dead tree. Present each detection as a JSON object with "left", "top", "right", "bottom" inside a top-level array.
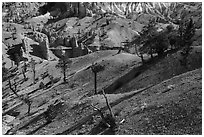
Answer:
[
  {"left": 90, "top": 63, "right": 105, "bottom": 94},
  {"left": 102, "top": 90, "right": 117, "bottom": 130},
  {"left": 22, "top": 61, "right": 27, "bottom": 81},
  {"left": 8, "top": 77, "right": 20, "bottom": 98},
  {"left": 90, "top": 90, "right": 116, "bottom": 129},
  {"left": 102, "top": 90, "right": 114, "bottom": 118},
  {"left": 8, "top": 77, "right": 32, "bottom": 114}
]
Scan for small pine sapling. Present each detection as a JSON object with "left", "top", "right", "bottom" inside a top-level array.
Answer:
[{"left": 90, "top": 89, "right": 117, "bottom": 130}]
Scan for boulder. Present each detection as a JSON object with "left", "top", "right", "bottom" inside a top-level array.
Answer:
[{"left": 29, "top": 32, "right": 50, "bottom": 60}]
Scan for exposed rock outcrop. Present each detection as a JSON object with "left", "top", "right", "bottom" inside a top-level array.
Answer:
[{"left": 28, "top": 32, "right": 50, "bottom": 60}]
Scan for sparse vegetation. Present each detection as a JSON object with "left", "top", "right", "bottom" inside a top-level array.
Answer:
[
  {"left": 2, "top": 2, "right": 201, "bottom": 135},
  {"left": 8, "top": 77, "right": 20, "bottom": 98},
  {"left": 44, "top": 104, "right": 56, "bottom": 123},
  {"left": 56, "top": 57, "right": 72, "bottom": 83},
  {"left": 8, "top": 75, "right": 32, "bottom": 114},
  {"left": 90, "top": 89, "right": 117, "bottom": 132}
]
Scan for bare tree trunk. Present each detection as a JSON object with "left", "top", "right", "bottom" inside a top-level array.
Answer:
[
  {"left": 102, "top": 90, "right": 114, "bottom": 118},
  {"left": 8, "top": 78, "right": 19, "bottom": 98}
]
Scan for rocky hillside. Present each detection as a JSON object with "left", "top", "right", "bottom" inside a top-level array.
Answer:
[
  {"left": 2, "top": 2, "right": 202, "bottom": 135},
  {"left": 2, "top": 2, "right": 202, "bottom": 64},
  {"left": 36, "top": 2, "right": 202, "bottom": 22}
]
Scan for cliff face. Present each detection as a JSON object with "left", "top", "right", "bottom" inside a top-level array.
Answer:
[
  {"left": 3, "top": 2, "right": 201, "bottom": 25},
  {"left": 45, "top": 2, "right": 201, "bottom": 22},
  {"left": 29, "top": 32, "right": 50, "bottom": 60},
  {"left": 2, "top": 2, "right": 202, "bottom": 66}
]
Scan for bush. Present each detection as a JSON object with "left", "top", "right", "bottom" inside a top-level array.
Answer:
[{"left": 151, "top": 32, "right": 169, "bottom": 56}]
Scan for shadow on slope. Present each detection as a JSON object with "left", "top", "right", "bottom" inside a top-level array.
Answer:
[{"left": 115, "top": 46, "right": 202, "bottom": 94}]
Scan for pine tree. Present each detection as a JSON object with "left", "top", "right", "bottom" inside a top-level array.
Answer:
[
  {"left": 136, "top": 18, "right": 157, "bottom": 59},
  {"left": 56, "top": 57, "right": 72, "bottom": 83},
  {"left": 179, "top": 18, "right": 195, "bottom": 68},
  {"left": 90, "top": 63, "right": 104, "bottom": 94},
  {"left": 135, "top": 18, "right": 170, "bottom": 58}
]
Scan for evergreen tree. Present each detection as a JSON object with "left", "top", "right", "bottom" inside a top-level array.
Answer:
[
  {"left": 90, "top": 63, "right": 104, "bottom": 94},
  {"left": 135, "top": 18, "right": 170, "bottom": 58},
  {"left": 56, "top": 57, "right": 72, "bottom": 83},
  {"left": 179, "top": 18, "right": 195, "bottom": 68},
  {"left": 136, "top": 18, "right": 157, "bottom": 59}
]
